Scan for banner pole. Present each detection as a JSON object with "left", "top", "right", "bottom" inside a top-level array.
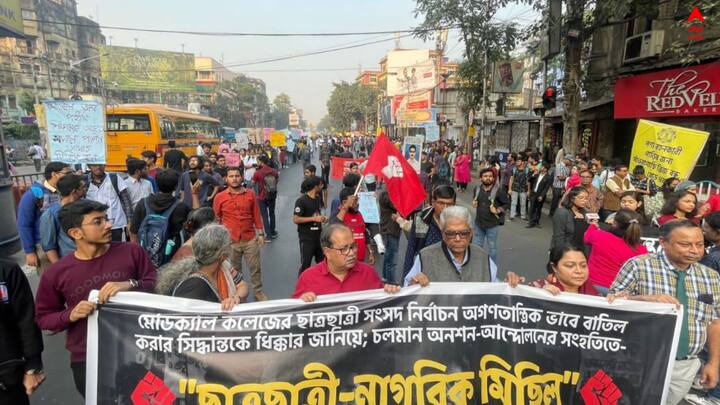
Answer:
[{"left": 354, "top": 175, "right": 364, "bottom": 196}]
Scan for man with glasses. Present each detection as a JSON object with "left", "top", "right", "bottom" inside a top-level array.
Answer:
[
  {"left": 564, "top": 169, "right": 603, "bottom": 214},
  {"left": 292, "top": 224, "right": 400, "bottom": 302},
  {"left": 404, "top": 206, "right": 504, "bottom": 286},
  {"left": 402, "top": 185, "right": 456, "bottom": 279},
  {"left": 35, "top": 199, "right": 156, "bottom": 397},
  {"left": 16, "top": 161, "right": 70, "bottom": 272}
]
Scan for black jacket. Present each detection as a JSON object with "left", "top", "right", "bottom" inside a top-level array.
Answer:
[
  {"left": 530, "top": 172, "right": 552, "bottom": 199},
  {"left": 473, "top": 184, "right": 509, "bottom": 229},
  {"left": 0, "top": 260, "right": 43, "bottom": 385}
]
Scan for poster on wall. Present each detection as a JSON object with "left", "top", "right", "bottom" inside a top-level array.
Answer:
[{"left": 491, "top": 60, "right": 525, "bottom": 93}]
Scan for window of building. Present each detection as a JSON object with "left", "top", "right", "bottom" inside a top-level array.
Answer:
[
  {"left": 21, "top": 10, "right": 33, "bottom": 20},
  {"left": 20, "top": 64, "right": 32, "bottom": 73}
]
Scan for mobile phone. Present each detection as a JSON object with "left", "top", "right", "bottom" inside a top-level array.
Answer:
[{"left": 585, "top": 213, "right": 599, "bottom": 221}]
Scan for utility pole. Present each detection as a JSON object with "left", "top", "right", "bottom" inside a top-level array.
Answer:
[{"left": 478, "top": 48, "right": 489, "bottom": 161}]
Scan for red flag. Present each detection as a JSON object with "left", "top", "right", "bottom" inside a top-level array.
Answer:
[{"left": 363, "top": 133, "right": 425, "bottom": 217}]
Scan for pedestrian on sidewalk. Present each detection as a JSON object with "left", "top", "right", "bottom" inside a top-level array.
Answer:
[
  {"left": 508, "top": 157, "right": 529, "bottom": 221},
  {"left": 28, "top": 142, "right": 45, "bottom": 172},
  {"left": 453, "top": 149, "right": 471, "bottom": 192},
  {"left": 35, "top": 199, "right": 156, "bottom": 397},
  {"left": 294, "top": 176, "right": 326, "bottom": 273},
  {"left": 472, "top": 168, "right": 508, "bottom": 264},
  {"left": 527, "top": 162, "right": 551, "bottom": 228},
  {"left": 213, "top": 167, "right": 268, "bottom": 301}
]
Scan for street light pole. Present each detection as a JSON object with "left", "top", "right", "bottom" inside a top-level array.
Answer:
[{"left": 479, "top": 48, "right": 489, "bottom": 162}]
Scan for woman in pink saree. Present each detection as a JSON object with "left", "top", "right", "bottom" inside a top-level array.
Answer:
[{"left": 453, "top": 149, "right": 471, "bottom": 192}]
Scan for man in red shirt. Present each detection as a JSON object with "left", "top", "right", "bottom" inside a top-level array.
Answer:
[
  {"left": 331, "top": 187, "right": 375, "bottom": 264},
  {"left": 293, "top": 223, "right": 401, "bottom": 302},
  {"left": 214, "top": 167, "right": 268, "bottom": 301},
  {"left": 251, "top": 155, "right": 279, "bottom": 240}
]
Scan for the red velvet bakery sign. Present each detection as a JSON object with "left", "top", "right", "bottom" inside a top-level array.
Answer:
[{"left": 614, "top": 62, "right": 720, "bottom": 118}]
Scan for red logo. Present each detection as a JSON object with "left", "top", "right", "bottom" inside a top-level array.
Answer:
[
  {"left": 131, "top": 371, "right": 176, "bottom": 405},
  {"left": 580, "top": 370, "right": 622, "bottom": 405},
  {"left": 688, "top": 7, "right": 705, "bottom": 41}
]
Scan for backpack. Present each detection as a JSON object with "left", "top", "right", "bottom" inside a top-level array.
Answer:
[
  {"left": 27, "top": 146, "right": 37, "bottom": 158},
  {"left": 437, "top": 160, "right": 450, "bottom": 179},
  {"left": 137, "top": 198, "right": 179, "bottom": 267},
  {"left": 263, "top": 172, "right": 278, "bottom": 200},
  {"left": 86, "top": 173, "right": 122, "bottom": 198}
]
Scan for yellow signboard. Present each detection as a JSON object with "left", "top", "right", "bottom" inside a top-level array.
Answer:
[
  {"left": 0, "top": 0, "right": 23, "bottom": 38},
  {"left": 269, "top": 131, "right": 287, "bottom": 147},
  {"left": 630, "top": 120, "right": 709, "bottom": 184},
  {"left": 467, "top": 127, "right": 476, "bottom": 138}
]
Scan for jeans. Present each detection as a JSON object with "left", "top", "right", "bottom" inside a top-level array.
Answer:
[
  {"left": 382, "top": 234, "right": 400, "bottom": 284},
  {"left": 259, "top": 198, "right": 276, "bottom": 235},
  {"left": 510, "top": 191, "right": 527, "bottom": 219},
  {"left": 474, "top": 225, "right": 499, "bottom": 264}
]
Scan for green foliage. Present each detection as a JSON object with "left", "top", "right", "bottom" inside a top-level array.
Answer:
[
  {"left": 2, "top": 122, "right": 39, "bottom": 140},
  {"left": 270, "top": 93, "right": 293, "bottom": 129},
  {"left": 316, "top": 115, "right": 332, "bottom": 131},
  {"left": 18, "top": 90, "right": 36, "bottom": 115},
  {"left": 326, "top": 82, "right": 380, "bottom": 132},
  {"left": 208, "top": 75, "right": 269, "bottom": 129},
  {"left": 413, "top": 0, "right": 532, "bottom": 109}
]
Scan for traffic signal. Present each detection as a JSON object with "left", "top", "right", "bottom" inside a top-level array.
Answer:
[{"left": 542, "top": 86, "right": 557, "bottom": 109}]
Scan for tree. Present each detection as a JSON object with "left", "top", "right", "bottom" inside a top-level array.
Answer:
[
  {"left": 326, "top": 82, "right": 380, "bottom": 132},
  {"left": 208, "top": 75, "right": 269, "bottom": 128},
  {"left": 270, "top": 93, "right": 293, "bottom": 129},
  {"left": 317, "top": 115, "right": 332, "bottom": 132}
]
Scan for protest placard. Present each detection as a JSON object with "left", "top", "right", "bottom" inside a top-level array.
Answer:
[
  {"left": 235, "top": 129, "right": 249, "bottom": 150},
  {"left": 270, "top": 131, "right": 287, "bottom": 147},
  {"left": 357, "top": 191, "right": 380, "bottom": 223},
  {"left": 45, "top": 100, "right": 106, "bottom": 164}
]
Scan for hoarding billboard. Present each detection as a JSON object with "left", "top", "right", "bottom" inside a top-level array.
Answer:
[
  {"left": 0, "top": 0, "right": 23, "bottom": 38},
  {"left": 491, "top": 60, "right": 525, "bottom": 94},
  {"left": 99, "top": 45, "right": 195, "bottom": 91}
]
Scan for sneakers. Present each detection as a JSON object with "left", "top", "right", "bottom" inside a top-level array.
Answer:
[{"left": 685, "top": 393, "right": 720, "bottom": 405}]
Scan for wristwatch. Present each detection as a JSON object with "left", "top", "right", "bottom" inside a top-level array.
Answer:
[
  {"left": 25, "top": 369, "right": 42, "bottom": 375},
  {"left": 128, "top": 279, "right": 139, "bottom": 289}
]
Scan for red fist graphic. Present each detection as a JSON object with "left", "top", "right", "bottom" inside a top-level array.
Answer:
[
  {"left": 580, "top": 370, "right": 622, "bottom": 405},
  {"left": 131, "top": 371, "right": 176, "bottom": 405}
]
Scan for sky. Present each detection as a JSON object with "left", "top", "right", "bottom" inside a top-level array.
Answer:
[{"left": 76, "top": 0, "right": 537, "bottom": 124}]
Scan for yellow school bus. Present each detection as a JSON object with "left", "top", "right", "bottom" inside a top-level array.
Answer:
[{"left": 105, "top": 104, "right": 222, "bottom": 171}]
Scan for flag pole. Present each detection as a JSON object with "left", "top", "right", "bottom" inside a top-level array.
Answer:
[{"left": 354, "top": 175, "right": 364, "bottom": 196}]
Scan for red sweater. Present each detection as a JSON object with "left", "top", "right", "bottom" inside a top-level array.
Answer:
[
  {"left": 35, "top": 242, "right": 156, "bottom": 363},
  {"left": 584, "top": 224, "right": 648, "bottom": 288}
]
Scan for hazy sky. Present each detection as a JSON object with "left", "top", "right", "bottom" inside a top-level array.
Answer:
[{"left": 76, "top": 1, "right": 536, "bottom": 123}]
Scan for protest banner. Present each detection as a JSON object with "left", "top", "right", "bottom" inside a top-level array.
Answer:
[
  {"left": 424, "top": 124, "right": 440, "bottom": 142},
  {"left": 44, "top": 100, "right": 106, "bottom": 164},
  {"left": 330, "top": 157, "right": 365, "bottom": 180},
  {"left": 263, "top": 128, "right": 273, "bottom": 142},
  {"left": 286, "top": 138, "right": 295, "bottom": 153},
  {"left": 270, "top": 130, "right": 287, "bottom": 147},
  {"left": 630, "top": 120, "right": 709, "bottom": 185},
  {"left": 357, "top": 191, "right": 380, "bottom": 223},
  {"left": 87, "top": 284, "right": 680, "bottom": 404},
  {"left": 235, "top": 129, "right": 249, "bottom": 150},
  {"left": 224, "top": 152, "right": 240, "bottom": 168}
]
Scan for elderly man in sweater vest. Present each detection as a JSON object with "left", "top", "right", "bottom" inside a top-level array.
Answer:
[{"left": 404, "top": 206, "right": 521, "bottom": 286}]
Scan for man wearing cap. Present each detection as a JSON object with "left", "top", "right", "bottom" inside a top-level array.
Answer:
[{"left": 549, "top": 154, "right": 572, "bottom": 216}]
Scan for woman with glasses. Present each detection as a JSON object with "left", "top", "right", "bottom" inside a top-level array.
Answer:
[{"left": 551, "top": 186, "right": 589, "bottom": 251}]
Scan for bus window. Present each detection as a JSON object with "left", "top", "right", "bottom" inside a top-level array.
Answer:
[
  {"left": 107, "top": 114, "right": 151, "bottom": 131},
  {"left": 159, "top": 117, "right": 176, "bottom": 139}
]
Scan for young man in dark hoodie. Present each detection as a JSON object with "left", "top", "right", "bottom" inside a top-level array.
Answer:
[{"left": 129, "top": 170, "right": 193, "bottom": 257}]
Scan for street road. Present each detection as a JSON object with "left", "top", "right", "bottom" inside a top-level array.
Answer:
[{"left": 9, "top": 157, "right": 554, "bottom": 403}]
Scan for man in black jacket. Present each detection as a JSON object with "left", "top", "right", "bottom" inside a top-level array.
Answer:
[
  {"left": 0, "top": 260, "right": 44, "bottom": 404},
  {"left": 527, "top": 161, "right": 552, "bottom": 228},
  {"left": 472, "top": 168, "right": 509, "bottom": 265}
]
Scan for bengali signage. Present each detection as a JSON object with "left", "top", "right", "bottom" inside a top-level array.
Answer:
[
  {"left": 615, "top": 62, "right": 720, "bottom": 118},
  {"left": 86, "top": 284, "right": 680, "bottom": 404},
  {"left": 99, "top": 45, "right": 195, "bottom": 91},
  {"left": 0, "top": 0, "right": 23, "bottom": 38},
  {"left": 270, "top": 131, "right": 287, "bottom": 147},
  {"left": 330, "top": 157, "right": 365, "bottom": 180},
  {"left": 44, "top": 100, "right": 106, "bottom": 164},
  {"left": 630, "top": 119, "right": 709, "bottom": 184}
]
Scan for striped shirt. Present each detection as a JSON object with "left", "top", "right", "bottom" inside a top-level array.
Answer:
[
  {"left": 609, "top": 252, "right": 720, "bottom": 357},
  {"left": 552, "top": 163, "right": 569, "bottom": 189}
]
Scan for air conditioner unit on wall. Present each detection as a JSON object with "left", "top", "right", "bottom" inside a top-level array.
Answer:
[{"left": 623, "top": 30, "right": 665, "bottom": 64}]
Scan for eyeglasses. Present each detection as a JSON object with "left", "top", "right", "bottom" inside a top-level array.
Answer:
[
  {"left": 57, "top": 170, "right": 73, "bottom": 175},
  {"left": 80, "top": 216, "right": 112, "bottom": 227},
  {"left": 444, "top": 230, "right": 473, "bottom": 239},
  {"left": 434, "top": 200, "right": 454, "bottom": 207},
  {"left": 327, "top": 243, "right": 358, "bottom": 256}
]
